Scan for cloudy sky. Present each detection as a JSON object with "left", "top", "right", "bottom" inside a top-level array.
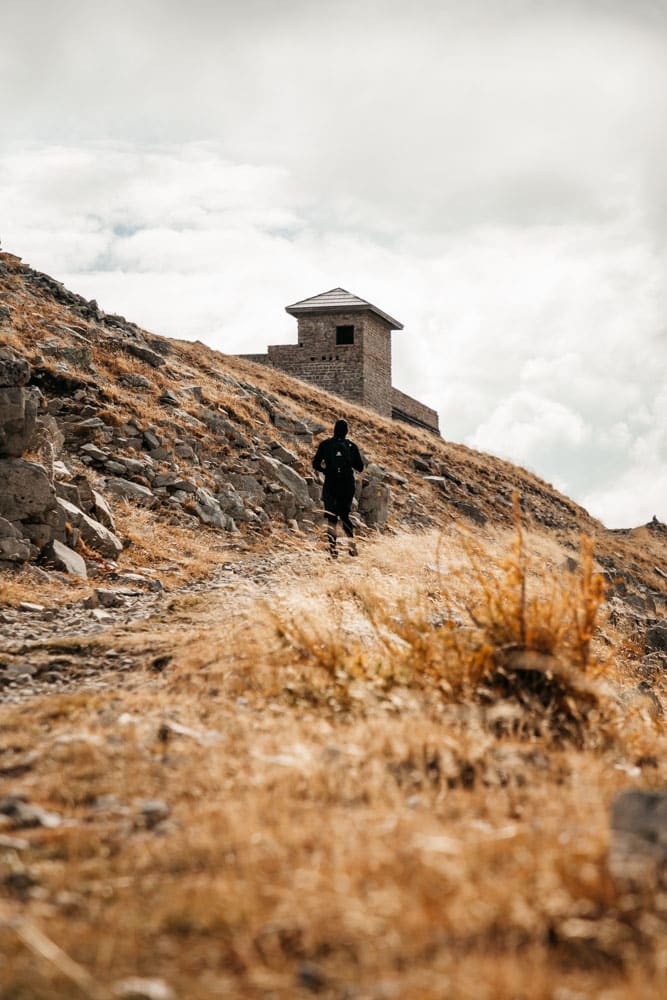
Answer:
[{"left": 1, "top": 0, "right": 665, "bottom": 527}]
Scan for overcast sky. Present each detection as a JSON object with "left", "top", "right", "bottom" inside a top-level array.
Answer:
[{"left": 1, "top": 0, "right": 665, "bottom": 527}]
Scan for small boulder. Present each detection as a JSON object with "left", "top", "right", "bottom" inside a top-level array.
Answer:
[
  {"left": 41, "top": 539, "right": 87, "bottom": 578},
  {"left": 0, "top": 519, "right": 30, "bottom": 562},
  {"left": 106, "top": 478, "right": 157, "bottom": 507},
  {"left": 0, "top": 459, "right": 56, "bottom": 521},
  {"left": 126, "top": 342, "right": 166, "bottom": 368},
  {"left": 194, "top": 487, "right": 228, "bottom": 529},
  {"left": 91, "top": 489, "right": 116, "bottom": 530},
  {"left": 259, "top": 454, "right": 311, "bottom": 507},
  {"left": 0, "top": 347, "right": 30, "bottom": 387}
]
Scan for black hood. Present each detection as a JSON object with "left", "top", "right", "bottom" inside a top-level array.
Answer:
[{"left": 334, "top": 419, "right": 348, "bottom": 439}]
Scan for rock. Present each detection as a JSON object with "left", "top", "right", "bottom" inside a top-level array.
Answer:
[
  {"left": 413, "top": 457, "right": 432, "bottom": 473},
  {"left": 0, "top": 386, "right": 38, "bottom": 456},
  {"left": 226, "top": 473, "right": 265, "bottom": 503},
  {"left": 126, "top": 342, "right": 166, "bottom": 368},
  {"left": 0, "top": 795, "right": 62, "bottom": 829},
  {"left": 174, "top": 442, "right": 197, "bottom": 462},
  {"left": 37, "top": 341, "right": 91, "bottom": 367},
  {"left": 0, "top": 347, "right": 30, "bottom": 387},
  {"left": 199, "top": 409, "right": 251, "bottom": 448},
  {"left": 53, "top": 459, "right": 72, "bottom": 479},
  {"left": 66, "top": 501, "right": 122, "bottom": 558},
  {"left": 452, "top": 500, "right": 488, "bottom": 526},
  {"left": 194, "top": 488, "right": 227, "bottom": 528},
  {"left": 118, "top": 455, "right": 154, "bottom": 479},
  {"left": 269, "top": 441, "right": 299, "bottom": 467},
  {"left": 610, "top": 789, "right": 667, "bottom": 885},
  {"left": 167, "top": 479, "right": 197, "bottom": 494},
  {"left": 21, "top": 521, "right": 58, "bottom": 550},
  {"left": 80, "top": 442, "right": 109, "bottom": 463},
  {"left": 56, "top": 481, "right": 82, "bottom": 506},
  {"left": 106, "top": 478, "right": 157, "bottom": 507},
  {"left": 272, "top": 412, "right": 311, "bottom": 437},
  {"left": 105, "top": 459, "right": 128, "bottom": 476},
  {"left": 646, "top": 623, "right": 667, "bottom": 654},
  {"left": 112, "top": 977, "right": 175, "bottom": 1000},
  {"left": 158, "top": 389, "right": 179, "bottom": 406},
  {"left": 358, "top": 478, "right": 391, "bottom": 528},
  {"left": 0, "top": 459, "right": 56, "bottom": 521},
  {"left": 138, "top": 799, "right": 170, "bottom": 829},
  {"left": 0, "top": 535, "right": 31, "bottom": 562},
  {"left": 120, "top": 373, "right": 152, "bottom": 390},
  {"left": 263, "top": 486, "right": 297, "bottom": 521},
  {"left": 1, "top": 661, "right": 39, "bottom": 684},
  {"left": 143, "top": 428, "right": 162, "bottom": 450},
  {"left": 182, "top": 384, "right": 203, "bottom": 401},
  {"left": 91, "top": 489, "right": 115, "bottom": 530},
  {"left": 91, "top": 588, "right": 124, "bottom": 608},
  {"left": 41, "top": 539, "right": 87, "bottom": 578},
  {"left": 364, "top": 462, "right": 388, "bottom": 482},
  {"left": 215, "top": 483, "right": 247, "bottom": 520},
  {"left": 259, "top": 454, "right": 311, "bottom": 507},
  {"left": 0, "top": 516, "right": 21, "bottom": 538}
]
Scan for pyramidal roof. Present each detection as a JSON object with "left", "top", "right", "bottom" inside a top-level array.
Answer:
[{"left": 285, "top": 288, "right": 403, "bottom": 330}]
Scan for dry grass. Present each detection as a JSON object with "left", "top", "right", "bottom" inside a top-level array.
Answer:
[
  {"left": 1, "top": 528, "right": 665, "bottom": 999},
  {"left": 0, "top": 563, "right": 90, "bottom": 609}
]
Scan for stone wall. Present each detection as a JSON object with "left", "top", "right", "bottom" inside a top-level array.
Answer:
[
  {"left": 361, "top": 314, "right": 393, "bottom": 418},
  {"left": 250, "top": 312, "right": 372, "bottom": 407},
  {"left": 391, "top": 387, "right": 440, "bottom": 434},
  {"left": 238, "top": 353, "right": 271, "bottom": 366},
  {"left": 238, "top": 310, "right": 439, "bottom": 434}
]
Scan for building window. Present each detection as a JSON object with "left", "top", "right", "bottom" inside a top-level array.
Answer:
[{"left": 336, "top": 324, "right": 354, "bottom": 345}]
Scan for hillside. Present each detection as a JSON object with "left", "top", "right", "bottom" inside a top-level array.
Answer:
[{"left": 1, "top": 250, "right": 666, "bottom": 1000}]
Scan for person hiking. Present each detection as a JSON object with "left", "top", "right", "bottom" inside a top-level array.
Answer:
[{"left": 312, "top": 418, "right": 364, "bottom": 558}]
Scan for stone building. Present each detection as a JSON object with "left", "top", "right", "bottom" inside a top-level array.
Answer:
[{"left": 240, "top": 288, "right": 439, "bottom": 434}]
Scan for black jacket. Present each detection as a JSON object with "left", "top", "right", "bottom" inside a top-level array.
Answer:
[{"left": 312, "top": 436, "right": 364, "bottom": 497}]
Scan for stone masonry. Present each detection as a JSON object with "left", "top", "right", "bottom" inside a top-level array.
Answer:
[{"left": 239, "top": 289, "right": 440, "bottom": 434}]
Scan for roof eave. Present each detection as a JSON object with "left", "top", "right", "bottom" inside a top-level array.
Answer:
[{"left": 285, "top": 303, "right": 403, "bottom": 331}]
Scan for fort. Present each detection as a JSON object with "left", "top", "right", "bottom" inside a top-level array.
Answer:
[{"left": 239, "top": 288, "right": 440, "bottom": 434}]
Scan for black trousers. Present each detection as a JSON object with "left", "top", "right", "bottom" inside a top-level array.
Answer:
[{"left": 323, "top": 487, "right": 355, "bottom": 538}]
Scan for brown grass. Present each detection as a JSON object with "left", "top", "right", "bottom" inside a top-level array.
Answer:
[{"left": 1, "top": 528, "right": 665, "bottom": 999}]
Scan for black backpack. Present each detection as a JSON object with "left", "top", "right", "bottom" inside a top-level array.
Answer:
[{"left": 329, "top": 438, "right": 353, "bottom": 476}]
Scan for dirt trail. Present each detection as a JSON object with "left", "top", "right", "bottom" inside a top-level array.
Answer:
[{"left": 0, "top": 533, "right": 387, "bottom": 704}]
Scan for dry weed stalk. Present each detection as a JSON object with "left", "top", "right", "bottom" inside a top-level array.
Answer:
[{"left": 272, "top": 505, "right": 613, "bottom": 744}]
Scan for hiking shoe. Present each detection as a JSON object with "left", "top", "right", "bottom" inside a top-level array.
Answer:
[{"left": 348, "top": 541, "right": 358, "bottom": 557}]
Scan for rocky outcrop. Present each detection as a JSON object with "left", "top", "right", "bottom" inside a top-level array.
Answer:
[{"left": 0, "top": 347, "right": 124, "bottom": 572}]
